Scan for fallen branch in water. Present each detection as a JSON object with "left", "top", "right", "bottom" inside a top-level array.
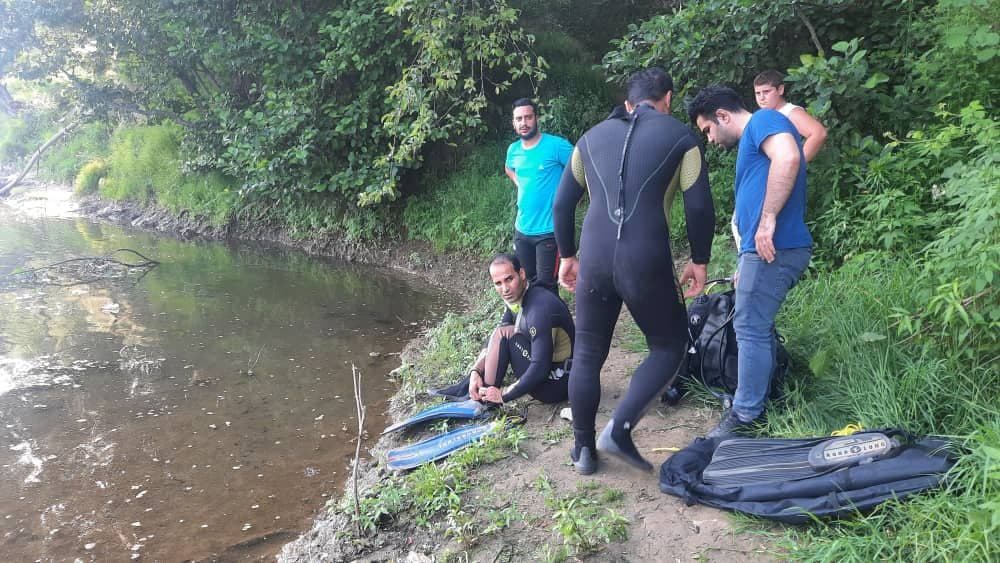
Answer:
[{"left": 0, "top": 248, "right": 160, "bottom": 288}]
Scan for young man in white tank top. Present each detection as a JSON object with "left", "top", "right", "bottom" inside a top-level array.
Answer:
[{"left": 753, "top": 70, "right": 827, "bottom": 162}]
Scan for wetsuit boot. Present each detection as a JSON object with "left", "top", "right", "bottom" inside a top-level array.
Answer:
[
  {"left": 570, "top": 430, "right": 598, "bottom": 475},
  {"left": 597, "top": 418, "right": 653, "bottom": 472}
]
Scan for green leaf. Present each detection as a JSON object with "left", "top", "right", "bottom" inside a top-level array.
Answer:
[
  {"left": 859, "top": 332, "right": 887, "bottom": 342},
  {"left": 863, "top": 72, "right": 889, "bottom": 89}
]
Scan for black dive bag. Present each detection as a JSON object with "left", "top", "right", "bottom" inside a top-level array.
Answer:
[
  {"left": 662, "top": 279, "right": 789, "bottom": 406},
  {"left": 659, "top": 429, "right": 956, "bottom": 524}
]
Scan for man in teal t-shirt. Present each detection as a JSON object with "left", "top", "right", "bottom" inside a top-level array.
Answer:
[{"left": 505, "top": 98, "right": 573, "bottom": 294}]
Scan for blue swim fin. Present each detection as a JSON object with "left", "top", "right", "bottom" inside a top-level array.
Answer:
[
  {"left": 386, "top": 421, "right": 501, "bottom": 471},
  {"left": 381, "top": 399, "right": 489, "bottom": 435}
]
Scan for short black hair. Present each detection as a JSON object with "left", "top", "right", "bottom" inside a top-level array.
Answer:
[
  {"left": 686, "top": 86, "right": 748, "bottom": 124},
  {"left": 490, "top": 252, "right": 522, "bottom": 272},
  {"left": 626, "top": 67, "right": 674, "bottom": 105},
  {"left": 512, "top": 98, "right": 538, "bottom": 115},
  {"left": 753, "top": 70, "right": 785, "bottom": 88}
]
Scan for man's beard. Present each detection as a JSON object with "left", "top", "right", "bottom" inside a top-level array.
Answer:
[{"left": 519, "top": 125, "right": 539, "bottom": 141}]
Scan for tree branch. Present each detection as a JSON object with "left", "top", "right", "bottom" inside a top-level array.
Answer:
[
  {"left": 0, "top": 118, "right": 80, "bottom": 196},
  {"left": 796, "top": 8, "right": 825, "bottom": 57}
]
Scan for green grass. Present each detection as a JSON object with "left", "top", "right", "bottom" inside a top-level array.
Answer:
[
  {"left": 101, "top": 123, "right": 237, "bottom": 226},
  {"left": 350, "top": 418, "right": 527, "bottom": 537},
  {"left": 536, "top": 478, "right": 630, "bottom": 561},
  {"left": 761, "top": 254, "right": 1000, "bottom": 561},
  {"left": 74, "top": 158, "right": 107, "bottom": 194},
  {"left": 38, "top": 121, "right": 111, "bottom": 182},
  {"left": 403, "top": 142, "right": 515, "bottom": 255}
]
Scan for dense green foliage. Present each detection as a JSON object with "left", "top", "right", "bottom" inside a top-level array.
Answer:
[
  {"left": 2, "top": 1, "right": 997, "bottom": 558},
  {"left": 2, "top": 0, "right": 542, "bottom": 211}
]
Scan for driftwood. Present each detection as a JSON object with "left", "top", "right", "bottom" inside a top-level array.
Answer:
[{"left": 0, "top": 119, "right": 80, "bottom": 197}]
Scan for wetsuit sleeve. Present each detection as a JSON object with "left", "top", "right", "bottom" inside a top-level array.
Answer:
[
  {"left": 501, "top": 311, "right": 554, "bottom": 403},
  {"left": 553, "top": 145, "right": 587, "bottom": 258},
  {"left": 679, "top": 141, "right": 715, "bottom": 264}
]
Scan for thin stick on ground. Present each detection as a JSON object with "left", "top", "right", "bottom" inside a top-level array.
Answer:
[{"left": 350, "top": 363, "right": 366, "bottom": 535}]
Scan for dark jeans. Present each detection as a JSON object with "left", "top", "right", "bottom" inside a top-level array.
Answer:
[{"left": 514, "top": 230, "right": 558, "bottom": 294}]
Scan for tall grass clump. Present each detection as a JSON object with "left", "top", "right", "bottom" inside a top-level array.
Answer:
[
  {"left": 38, "top": 121, "right": 111, "bottom": 182},
  {"left": 74, "top": 158, "right": 107, "bottom": 194},
  {"left": 102, "top": 123, "right": 237, "bottom": 226},
  {"left": 765, "top": 254, "right": 999, "bottom": 561},
  {"left": 403, "top": 142, "right": 515, "bottom": 255}
]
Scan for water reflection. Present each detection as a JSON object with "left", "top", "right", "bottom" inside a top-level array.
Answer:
[{"left": 0, "top": 207, "right": 446, "bottom": 560}]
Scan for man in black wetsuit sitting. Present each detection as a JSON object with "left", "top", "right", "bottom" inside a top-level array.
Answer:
[
  {"left": 429, "top": 253, "right": 574, "bottom": 405},
  {"left": 553, "top": 67, "right": 715, "bottom": 474}
]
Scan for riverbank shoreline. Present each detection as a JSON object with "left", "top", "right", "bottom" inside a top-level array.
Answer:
[{"left": 3, "top": 182, "right": 771, "bottom": 561}]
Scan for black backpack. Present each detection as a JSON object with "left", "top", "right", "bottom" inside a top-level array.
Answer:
[{"left": 661, "top": 279, "right": 789, "bottom": 407}]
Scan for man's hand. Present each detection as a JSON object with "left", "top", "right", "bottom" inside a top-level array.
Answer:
[
  {"left": 754, "top": 212, "right": 777, "bottom": 263},
  {"left": 482, "top": 386, "right": 504, "bottom": 404},
  {"left": 559, "top": 256, "right": 579, "bottom": 293},
  {"left": 468, "top": 371, "right": 485, "bottom": 401},
  {"left": 679, "top": 261, "right": 708, "bottom": 298}
]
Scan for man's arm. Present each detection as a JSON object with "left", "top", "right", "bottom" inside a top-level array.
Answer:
[
  {"left": 677, "top": 142, "right": 715, "bottom": 297},
  {"left": 553, "top": 146, "right": 586, "bottom": 291},
  {"left": 504, "top": 165, "right": 518, "bottom": 188},
  {"left": 756, "top": 132, "right": 801, "bottom": 262},
  {"left": 787, "top": 108, "right": 827, "bottom": 163}
]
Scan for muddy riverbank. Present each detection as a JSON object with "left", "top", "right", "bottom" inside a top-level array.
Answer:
[{"left": 3, "top": 182, "right": 771, "bottom": 561}]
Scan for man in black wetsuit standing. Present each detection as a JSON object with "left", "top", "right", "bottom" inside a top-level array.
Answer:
[
  {"left": 429, "top": 253, "right": 574, "bottom": 405},
  {"left": 553, "top": 68, "right": 715, "bottom": 474}
]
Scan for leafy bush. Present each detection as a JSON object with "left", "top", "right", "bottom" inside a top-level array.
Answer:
[
  {"left": 532, "top": 31, "right": 615, "bottom": 142},
  {"left": 73, "top": 158, "right": 107, "bottom": 194},
  {"left": 0, "top": 114, "right": 38, "bottom": 163}
]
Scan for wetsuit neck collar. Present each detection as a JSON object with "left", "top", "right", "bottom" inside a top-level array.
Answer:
[{"left": 505, "top": 282, "right": 530, "bottom": 314}]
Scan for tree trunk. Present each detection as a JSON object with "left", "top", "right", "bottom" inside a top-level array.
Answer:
[
  {"left": 0, "top": 83, "right": 17, "bottom": 116},
  {"left": 0, "top": 120, "right": 80, "bottom": 197}
]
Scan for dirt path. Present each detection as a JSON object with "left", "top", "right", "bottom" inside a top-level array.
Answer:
[
  {"left": 284, "top": 309, "right": 774, "bottom": 562},
  {"left": 439, "top": 310, "right": 771, "bottom": 562}
]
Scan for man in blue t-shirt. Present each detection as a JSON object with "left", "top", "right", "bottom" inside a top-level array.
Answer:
[
  {"left": 505, "top": 98, "right": 573, "bottom": 294},
  {"left": 688, "top": 86, "right": 813, "bottom": 438}
]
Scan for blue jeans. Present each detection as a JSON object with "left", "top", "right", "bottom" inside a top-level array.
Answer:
[{"left": 732, "top": 248, "right": 811, "bottom": 421}]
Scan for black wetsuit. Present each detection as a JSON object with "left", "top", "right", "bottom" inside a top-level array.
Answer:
[
  {"left": 553, "top": 104, "right": 714, "bottom": 449},
  {"left": 437, "top": 284, "right": 575, "bottom": 403}
]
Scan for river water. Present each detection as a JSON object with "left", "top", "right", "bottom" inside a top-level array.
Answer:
[{"left": 0, "top": 198, "right": 448, "bottom": 560}]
